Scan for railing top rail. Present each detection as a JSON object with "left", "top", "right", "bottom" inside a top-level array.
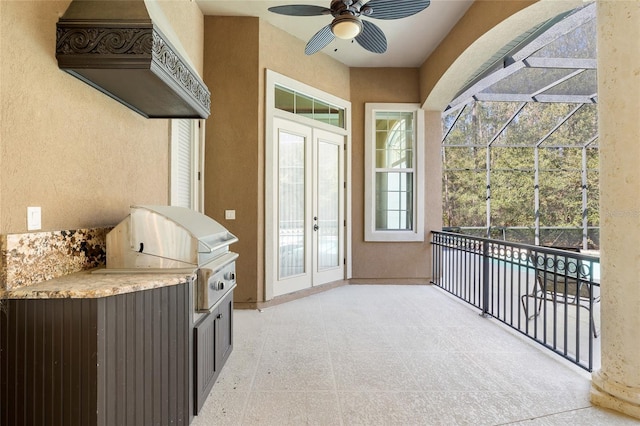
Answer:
[
  {"left": 448, "top": 226, "right": 599, "bottom": 230},
  {"left": 431, "top": 230, "right": 600, "bottom": 263}
]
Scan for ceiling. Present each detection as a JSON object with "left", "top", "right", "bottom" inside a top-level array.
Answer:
[{"left": 195, "top": 0, "right": 474, "bottom": 68}]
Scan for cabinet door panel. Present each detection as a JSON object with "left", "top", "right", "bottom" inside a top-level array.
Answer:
[
  {"left": 193, "top": 311, "right": 217, "bottom": 415},
  {"left": 217, "top": 293, "right": 233, "bottom": 366}
]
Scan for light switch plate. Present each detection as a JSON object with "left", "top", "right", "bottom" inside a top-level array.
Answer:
[
  {"left": 27, "top": 206, "right": 41, "bottom": 231},
  {"left": 225, "top": 210, "right": 236, "bottom": 220}
]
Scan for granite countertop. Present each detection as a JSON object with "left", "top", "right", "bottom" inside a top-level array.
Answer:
[{"left": 2, "top": 268, "right": 195, "bottom": 300}]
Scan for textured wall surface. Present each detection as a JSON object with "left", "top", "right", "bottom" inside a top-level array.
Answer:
[
  {"left": 349, "top": 68, "right": 433, "bottom": 280},
  {"left": 0, "top": 0, "right": 204, "bottom": 235},
  {"left": 590, "top": 0, "right": 640, "bottom": 420},
  {"left": 203, "top": 17, "right": 350, "bottom": 305},
  {"left": 203, "top": 16, "right": 262, "bottom": 306},
  {"left": 0, "top": 1, "right": 204, "bottom": 289}
]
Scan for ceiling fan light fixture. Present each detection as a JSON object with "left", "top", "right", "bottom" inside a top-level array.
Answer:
[{"left": 331, "top": 15, "right": 362, "bottom": 39}]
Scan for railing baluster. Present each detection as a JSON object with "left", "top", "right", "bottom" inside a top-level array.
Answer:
[{"left": 482, "top": 240, "right": 490, "bottom": 317}]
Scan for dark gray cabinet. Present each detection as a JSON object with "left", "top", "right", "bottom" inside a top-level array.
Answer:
[
  {"left": 0, "top": 283, "right": 191, "bottom": 426},
  {"left": 193, "top": 291, "right": 233, "bottom": 415}
]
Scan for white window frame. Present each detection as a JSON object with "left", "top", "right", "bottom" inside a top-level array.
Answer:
[
  {"left": 364, "top": 103, "right": 425, "bottom": 242},
  {"left": 170, "top": 119, "right": 205, "bottom": 212}
]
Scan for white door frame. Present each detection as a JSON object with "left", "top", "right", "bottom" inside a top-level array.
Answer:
[{"left": 265, "top": 70, "right": 352, "bottom": 301}]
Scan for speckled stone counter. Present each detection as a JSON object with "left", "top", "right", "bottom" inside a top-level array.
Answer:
[
  {"left": 1, "top": 228, "right": 110, "bottom": 291},
  {"left": 2, "top": 268, "right": 195, "bottom": 299}
]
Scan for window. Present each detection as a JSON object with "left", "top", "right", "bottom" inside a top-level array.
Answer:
[
  {"left": 365, "top": 104, "right": 424, "bottom": 242},
  {"left": 275, "top": 85, "right": 345, "bottom": 129},
  {"left": 170, "top": 119, "right": 203, "bottom": 212}
]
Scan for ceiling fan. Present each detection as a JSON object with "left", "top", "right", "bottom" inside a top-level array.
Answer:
[{"left": 268, "top": 0, "right": 431, "bottom": 55}]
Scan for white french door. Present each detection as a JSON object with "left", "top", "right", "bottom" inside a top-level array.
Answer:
[{"left": 269, "top": 118, "right": 344, "bottom": 297}]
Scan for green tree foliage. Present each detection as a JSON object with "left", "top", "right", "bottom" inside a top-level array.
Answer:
[{"left": 442, "top": 101, "right": 599, "bottom": 240}]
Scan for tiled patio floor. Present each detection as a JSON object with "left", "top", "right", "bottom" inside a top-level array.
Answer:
[{"left": 191, "top": 284, "right": 638, "bottom": 425}]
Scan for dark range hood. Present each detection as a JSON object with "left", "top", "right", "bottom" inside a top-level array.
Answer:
[{"left": 56, "top": 1, "right": 210, "bottom": 119}]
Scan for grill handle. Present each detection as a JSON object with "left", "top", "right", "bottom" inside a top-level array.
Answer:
[{"left": 198, "top": 235, "right": 239, "bottom": 254}]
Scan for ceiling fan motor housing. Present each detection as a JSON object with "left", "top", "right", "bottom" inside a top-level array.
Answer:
[
  {"left": 331, "top": 14, "right": 363, "bottom": 39},
  {"left": 330, "top": 0, "right": 363, "bottom": 17}
]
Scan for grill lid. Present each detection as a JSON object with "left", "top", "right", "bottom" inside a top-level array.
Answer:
[
  {"left": 106, "top": 205, "right": 237, "bottom": 269},
  {"left": 132, "top": 205, "right": 237, "bottom": 254}
]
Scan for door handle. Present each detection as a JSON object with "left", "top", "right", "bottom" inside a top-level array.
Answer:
[{"left": 313, "top": 224, "right": 319, "bottom": 231}]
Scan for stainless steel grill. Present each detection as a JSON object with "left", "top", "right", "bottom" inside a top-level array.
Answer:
[{"left": 103, "top": 205, "right": 238, "bottom": 313}]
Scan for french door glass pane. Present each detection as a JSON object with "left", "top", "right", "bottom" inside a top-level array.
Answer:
[
  {"left": 279, "top": 131, "right": 305, "bottom": 278},
  {"left": 317, "top": 141, "right": 340, "bottom": 270}
]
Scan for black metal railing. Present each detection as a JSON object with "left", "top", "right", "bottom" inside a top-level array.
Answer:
[
  {"left": 431, "top": 230, "right": 600, "bottom": 371},
  {"left": 442, "top": 226, "right": 600, "bottom": 250}
]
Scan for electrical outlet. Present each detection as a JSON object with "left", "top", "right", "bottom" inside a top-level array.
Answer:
[
  {"left": 225, "top": 210, "right": 236, "bottom": 220},
  {"left": 27, "top": 206, "right": 41, "bottom": 231}
]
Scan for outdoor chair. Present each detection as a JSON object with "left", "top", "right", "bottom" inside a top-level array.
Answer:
[{"left": 521, "top": 249, "right": 600, "bottom": 338}]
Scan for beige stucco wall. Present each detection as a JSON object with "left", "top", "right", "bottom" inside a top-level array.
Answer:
[
  {"left": 155, "top": 0, "right": 204, "bottom": 74},
  {"left": 349, "top": 68, "right": 435, "bottom": 281},
  {"left": 258, "top": 22, "right": 352, "bottom": 99},
  {"left": 202, "top": 17, "right": 450, "bottom": 293},
  {"left": 259, "top": 21, "right": 351, "bottom": 300},
  {"left": 203, "top": 17, "right": 350, "bottom": 305},
  {"left": 0, "top": 0, "right": 204, "bottom": 235},
  {"left": 203, "top": 16, "right": 262, "bottom": 306}
]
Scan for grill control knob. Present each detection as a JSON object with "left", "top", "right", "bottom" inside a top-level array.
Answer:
[
  {"left": 224, "top": 272, "right": 236, "bottom": 281},
  {"left": 210, "top": 280, "right": 225, "bottom": 291}
]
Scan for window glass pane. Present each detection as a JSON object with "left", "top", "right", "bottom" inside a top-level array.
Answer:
[
  {"left": 275, "top": 86, "right": 295, "bottom": 113},
  {"left": 317, "top": 105, "right": 342, "bottom": 127},
  {"left": 375, "top": 112, "right": 414, "bottom": 169},
  {"left": 375, "top": 172, "right": 413, "bottom": 231},
  {"left": 376, "top": 131, "right": 389, "bottom": 150},
  {"left": 376, "top": 149, "right": 412, "bottom": 169},
  {"left": 296, "top": 93, "right": 313, "bottom": 119},
  {"left": 278, "top": 131, "right": 305, "bottom": 279},
  {"left": 376, "top": 117, "right": 389, "bottom": 131},
  {"left": 314, "top": 99, "right": 330, "bottom": 117}
]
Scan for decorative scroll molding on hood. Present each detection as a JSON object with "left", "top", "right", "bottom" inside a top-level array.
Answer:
[{"left": 56, "top": 1, "right": 210, "bottom": 119}]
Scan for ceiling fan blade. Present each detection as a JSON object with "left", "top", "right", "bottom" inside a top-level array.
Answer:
[
  {"left": 268, "top": 5, "right": 331, "bottom": 17},
  {"left": 365, "top": 0, "right": 431, "bottom": 20},
  {"left": 355, "top": 20, "right": 387, "bottom": 54},
  {"left": 305, "top": 25, "right": 335, "bottom": 55}
]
